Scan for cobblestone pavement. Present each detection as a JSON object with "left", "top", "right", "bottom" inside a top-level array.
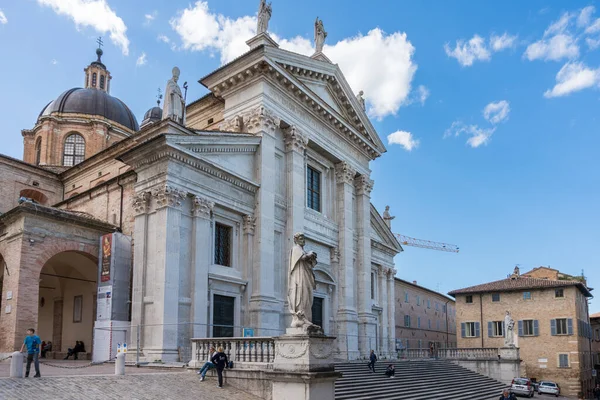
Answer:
[
  {"left": 0, "top": 371, "right": 260, "bottom": 400},
  {"left": 0, "top": 359, "right": 183, "bottom": 377}
]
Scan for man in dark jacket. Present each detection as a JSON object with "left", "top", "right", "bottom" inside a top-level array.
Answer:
[
  {"left": 499, "top": 389, "right": 516, "bottom": 400},
  {"left": 593, "top": 383, "right": 600, "bottom": 400},
  {"left": 368, "top": 350, "right": 377, "bottom": 373},
  {"left": 211, "top": 347, "right": 229, "bottom": 388}
]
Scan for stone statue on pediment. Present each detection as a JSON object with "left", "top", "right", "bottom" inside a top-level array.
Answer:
[
  {"left": 314, "top": 17, "right": 327, "bottom": 53},
  {"left": 383, "top": 205, "right": 395, "bottom": 229},
  {"left": 162, "top": 67, "right": 185, "bottom": 125},
  {"left": 257, "top": 0, "right": 272, "bottom": 34},
  {"left": 288, "top": 233, "right": 322, "bottom": 334},
  {"left": 357, "top": 90, "right": 366, "bottom": 111}
]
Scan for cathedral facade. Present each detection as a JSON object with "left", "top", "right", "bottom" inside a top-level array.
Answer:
[{"left": 0, "top": 24, "right": 401, "bottom": 362}]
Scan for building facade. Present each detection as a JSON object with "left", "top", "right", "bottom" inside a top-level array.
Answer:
[
  {"left": 449, "top": 270, "right": 594, "bottom": 397},
  {"left": 0, "top": 20, "right": 402, "bottom": 362},
  {"left": 591, "top": 312, "right": 600, "bottom": 384},
  {"left": 394, "top": 278, "right": 457, "bottom": 352}
]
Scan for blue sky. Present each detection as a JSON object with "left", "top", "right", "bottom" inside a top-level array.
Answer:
[{"left": 0, "top": 1, "right": 599, "bottom": 312}]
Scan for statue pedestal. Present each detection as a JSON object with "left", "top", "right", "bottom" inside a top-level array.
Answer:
[
  {"left": 246, "top": 32, "right": 279, "bottom": 49},
  {"left": 269, "top": 333, "right": 341, "bottom": 400},
  {"left": 499, "top": 346, "right": 520, "bottom": 361}
]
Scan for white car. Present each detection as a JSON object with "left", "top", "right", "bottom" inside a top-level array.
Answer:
[
  {"left": 537, "top": 381, "right": 560, "bottom": 397},
  {"left": 511, "top": 377, "right": 535, "bottom": 397}
]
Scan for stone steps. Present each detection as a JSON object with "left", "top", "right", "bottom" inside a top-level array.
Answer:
[{"left": 335, "top": 360, "right": 508, "bottom": 400}]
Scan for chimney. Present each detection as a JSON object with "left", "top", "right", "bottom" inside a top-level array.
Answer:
[{"left": 413, "top": 280, "right": 417, "bottom": 285}]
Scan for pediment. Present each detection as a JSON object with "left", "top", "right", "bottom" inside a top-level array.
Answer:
[
  {"left": 296, "top": 77, "right": 346, "bottom": 117},
  {"left": 370, "top": 203, "right": 402, "bottom": 253}
]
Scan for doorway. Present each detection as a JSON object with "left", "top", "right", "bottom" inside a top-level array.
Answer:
[
  {"left": 213, "top": 294, "right": 235, "bottom": 337},
  {"left": 312, "top": 297, "right": 324, "bottom": 328}
]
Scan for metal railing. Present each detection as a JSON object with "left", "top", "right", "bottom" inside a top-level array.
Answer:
[{"left": 191, "top": 337, "right": 276, "bottom": 365}]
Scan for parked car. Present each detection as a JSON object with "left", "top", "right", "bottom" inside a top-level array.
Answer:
[
  {"left": 511, "top": 377, "right": 535, "bottom": 397},
  {"left": 537, "top": 381, "right": 560, "bottom": 397}
]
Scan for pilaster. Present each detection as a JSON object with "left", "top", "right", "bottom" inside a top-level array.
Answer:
[
  {"left": 131, "top": 191, "right": 151, "bottom": 354},
  {"left": 379, "top": 266, "right": 389, "bottom": 358},
  {"left": 387, "top": 268, "right": 397, "bottom": 357},
  {"left": 334, "top": 161, "right": 358, "bottom": 359},
  {"left": 355, "top": 173, "right": 375, "bottom": 357}
]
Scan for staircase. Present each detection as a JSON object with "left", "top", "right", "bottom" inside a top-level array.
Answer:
[{"left": 335, "top": 360, "right": 508, "bottom": 400}]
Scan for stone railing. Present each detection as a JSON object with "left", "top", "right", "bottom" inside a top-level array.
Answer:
[
  {"left": 190, "top": 337, "right": 276, "bottom": 367},
  {"left": 398, "top": 348, "right": 431, "bottom": 359},
  {"left": 438, "top": 347, "right": 498, "bottom": 360}
]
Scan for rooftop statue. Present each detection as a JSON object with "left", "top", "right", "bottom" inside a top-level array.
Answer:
[
  {"left": 162, "top": 67, "right": 185, "bottom": 125},
  {"left": 383, "top": 205, "right": 395, "bottom": 229},
  {"left": 314, "top": 17, "right": 327, "bottom": 53},
  {"left": 257, "top": 0, "right": 272, "bottom": 34}
]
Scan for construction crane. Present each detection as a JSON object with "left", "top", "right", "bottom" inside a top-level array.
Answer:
[{"left": 394, "top": 233, "right": 459, "bottom": 253}]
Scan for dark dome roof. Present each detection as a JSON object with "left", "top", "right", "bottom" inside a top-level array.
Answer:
[
  {"left": 40, "top": 88, "right": 139, "bottom": 131},
  {"left": 141, "top": 106, "right": 163, "bottom": 127}
]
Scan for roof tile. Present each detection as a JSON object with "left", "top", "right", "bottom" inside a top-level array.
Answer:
[{"left": 448, "top": 276, "right": 592, "bottom": 297}]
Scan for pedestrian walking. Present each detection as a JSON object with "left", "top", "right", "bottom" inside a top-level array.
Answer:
[
  {"left": 593, "top": 383, "right": 600, "bottom": 400},
  {"left": 210, "top": 346, "right": 229, "bottom": 388},
  {"left": 198, "top": 346, "right": 217, "bottom": 381},
  {"left": 20, "top": 328, "right": 41, "bottom": 378},
  {"left": 368, "top": 350, "right": 377, "bottom": 373}
]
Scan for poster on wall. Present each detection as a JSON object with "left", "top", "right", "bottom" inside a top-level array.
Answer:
[
  {"left": 100, "top": 234, "right": 112, "bottom": 283},
  {"left": 97, "top": 285, "right": 112, "bottom": 321}
]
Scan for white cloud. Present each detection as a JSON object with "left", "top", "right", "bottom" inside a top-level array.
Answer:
[
  {"left": 136, "top": 52, "right": 147, "bottom": 66},
  {"left": 157, "top": 34, "right": 170, "bottom": 44},
  {"left": 0, "top": 9, "right": 7, "bottom": 24},
  {"left": 170, "top": 2, "right": 418, "bottom": 119},
  {"left": 51, "top": 59, "right": 58, "bottom": 65},
  {"left": 586, "top": 37, "right": 600, "bottom": 49},
  {"left": 387, "top": 130, "right": 419, "bottom": 151},
  {"left": 490, "top": 33, "right": 518, "bottom": 52},
  {"left": 578, "top": 6, "right": 595, "bottom": 28},
  {"left": 144, "top": 11, "right": 157, "bottom": 24},
  {"left": 543, "top": 62, "right": 599, "bottom": 98},
  {"left": 483, "top": 100, "right": 510, "bottom": 124},
  {"left": 524, "top": 34, "right": 579, "bottom": 61},
  {"left": 37, "top": 0, "right": 129, "bottom": 55},
  {"left": 545, "top": 12, "right": 573, "bottom": 36},
  {"left": 444, "top": 35, "right": 490, "bottom": 66},
  {"left": 415, "top": 85, "right": 430, "bottom": 105},
  {"left": 444, "top": 121, "right": 496, "bottom": 148},
  {"left": 585, "top": 18, "right": 600, "bottom": 34}
]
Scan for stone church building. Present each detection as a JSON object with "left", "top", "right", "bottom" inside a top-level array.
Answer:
[{"left": 0, "top": 26, "right": 401, "bottom": 362}]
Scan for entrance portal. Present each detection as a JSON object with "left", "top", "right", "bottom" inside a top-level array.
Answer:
[
  {"left": 213, "top": 295, "right": 234, "bottom": 337},
  {"left": 38, "top": 251, "right": 98, "bottom": 356}
]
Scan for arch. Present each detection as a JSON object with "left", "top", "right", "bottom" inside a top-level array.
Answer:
[
  {"left": 94, "top": 180, "right": 106, "bottom": 187},
  {"left": 63, "top": 133, "right": 85, "bottom": 167},
  {"left": 100, "top": 75, "right": 105, "bottom": 90},
  {"left": 68, "top": 192, "right": 80, "bottom": 199},
  {"left": 314, "top": 268, "right": 336, "bottom": 286},
  {"left": 92, "top": 73, "right": 97, "bottom": 88},
  {"left": 35, "top": 137, "right": 42, "bottom": 165},
  {"left": 19, "top": 188, "right": 48, "bottom": 205}
]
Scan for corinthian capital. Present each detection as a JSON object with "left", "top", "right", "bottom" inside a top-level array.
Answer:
[
  {"left": 355, "top": 175, "right": 374, "bottom": 196},
  {"left": 243, "top": 106, "right": 280, "bottom": 134},
  {"left": 334, "top": 162, "right": 356, "bottom": 185},
  {"left": 283, "top": 126, "right": 308, "bottom": 153},
  {"left": 192, "top": 196, "right": 214, "bottom": 218},
  {"left": 219, "top": 115, "right": 244, "bottom": 132},
  {"left": 152, "top": 185, "right": 187, "bottom": 209},
  {"left": 132, "top": 191, "right": 151, "bottom": 215}
]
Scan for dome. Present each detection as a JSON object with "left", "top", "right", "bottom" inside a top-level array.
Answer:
[
  {"left": 40, "top": 88, "right": 139, "bottom": 131},
  {"left": 141, "top": 106, "right": 163, "bottom": 127}
]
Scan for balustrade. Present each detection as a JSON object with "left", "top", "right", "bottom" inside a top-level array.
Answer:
[{"left": 191, "top": 337, "right": 276, "bottom": 365}]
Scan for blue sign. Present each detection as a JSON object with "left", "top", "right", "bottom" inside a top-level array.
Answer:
[{"left": 243, "top": 328, "right": 254, "bottom": 338}]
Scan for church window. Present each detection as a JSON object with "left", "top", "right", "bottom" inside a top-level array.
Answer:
[
  {"left": 214, "top": 223, "right": 232, "bottom": 267},
  {"left": 63, "top": 133, "right": 85, "bottom": 167},
  {"left": 306, "top": 166, "right": 321, "bottom": 212},
  {"left": 100, "top": 75, "right": 105, "bottom": 89},
  {"left": 92, "top": 73, "right": 97, "bottom": 87},
  {"left": 34, "top": 137, "right": 42, "bottom": 165}
]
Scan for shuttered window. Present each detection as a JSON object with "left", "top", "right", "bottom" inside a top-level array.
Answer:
[
  {"left": 461, "top": 322, "right": 480, "bottom": 338},
  {"left": 518, "top": 320, "right": 539, "bottom": 336},
  {"left": 551, "top": 318, "right": 573, "bottom": 335},
  {"left": 488, "top": 321, "right": 504, "bottom": 337},
  {"left": 558, "top": 353, "right": 569, "bottom": 368}
]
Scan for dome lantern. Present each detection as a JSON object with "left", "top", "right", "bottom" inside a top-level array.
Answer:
[{"left": 84, "top": 37, "right": 112, "bottom": 93}]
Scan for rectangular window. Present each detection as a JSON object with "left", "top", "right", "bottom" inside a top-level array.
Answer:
[
  {"left": 417, "top": 317, "right": 421, "bottom": 328},
  {"left": 463, "top": 322, "right": 478, "bottom": 337},
  {"left": 465, "top": 295, "right": 473, "bottom": 304},
  {"left": 404, "top": 315, "right": 411, "bottom": 327},
  {"left": 73, "top": 295, "right": 83, "bottom": 323},
  {"left": 523, "top": 291, "right": 532, "bottom": 300},
  {"left": 416, "top": 295, "right": 420, "bottom": 306},
  {"left": 370, "top": 272, "right": 375, "bottom": 300},
  {"left": 437, "top": 320, "right": 440, "bottom": 330},
  {"left": 555, "top": 289, "right": 564, "bottom": 298},
  {"left": 556, "top": 318, "right": 568, "bottom": 335},
  {"left": 436, "top": 303, "right": 439, "bottom": 311},
  {"left": 306, "top": 166, "right": 321, "bottom": 212},
  {"left": 214, "top": 223, "right": 232, "bottom": 267},
  {"left": 489, "top": 321, "right": 504, "bottom": 337},
  {"left": 427, "top": 299, "right": 431, "bottom": 309},
  {"left": 558, "top": 353, "right": 569, "bottom": 368},
  {"left": 520, "top": 320, "right": 537, "bottom": 336},
  {"left": 428, "top": 319, "right": 431, "bottom": 329},
  {"left": 404, "top": 292, "right": 409, "bottom": 303},
  {"left": 311, "top": 297, "right": 324, "bottom": 328},
  {"left": 595, "top": 329, "right": 600, "bottom": 341},
  {"left": 492, "top": 293, "right": 500, "bottom": 302}
]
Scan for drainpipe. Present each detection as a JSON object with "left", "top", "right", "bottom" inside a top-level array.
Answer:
[{"left": 480, "top": 293, "right": 484, "bottom": 348}]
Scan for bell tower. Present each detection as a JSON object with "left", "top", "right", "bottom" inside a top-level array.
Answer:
[{"left": 83, "top": 37, "right": 112, "bottom": 93}]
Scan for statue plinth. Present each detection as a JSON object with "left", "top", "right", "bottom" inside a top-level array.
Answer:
[
  {"left": 499, "top": 346, "right": 520, "bottom": 361},
  {"left": 269, "top": 334, "right": 340, "bottom": 400},
  {"left": 246, "top": 32, "right": 279, "bottom": 50}
]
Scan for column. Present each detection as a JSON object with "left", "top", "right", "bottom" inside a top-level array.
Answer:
[
  {"left": 130, "top": 191, "right": 151, "bottom": 355},
  {"left": 334, "top": 161, "right": 358, "bottom": 359},
  {"left": 379, "top": 266, "right": 389, "bottom": 358},
  {"left": 355, "top": 174, "right": 375, "bottom": 357},
  {"left": 387, "top": 268, "right": 397, "bottom": 357},
  {"left": 148, "top": 184, "right": 186, "bottom": 361},
  {"left": 241, "top": 214, "right": 255, "bottom": 329},
  {"left": 190, "top": 196, "right": 214, "bottom": 340},
  {"left": 246, "top": 106, "right": 281, "bottom": 334}
]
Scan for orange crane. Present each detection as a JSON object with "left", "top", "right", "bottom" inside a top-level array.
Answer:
[{"left": 394, "top": 234, "right": 459, "bottom": 253}]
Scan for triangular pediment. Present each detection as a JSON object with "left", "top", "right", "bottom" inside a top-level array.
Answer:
[
  {"left": 370, "top": 203, "right": 402, "bottom": 253},
  {"left": 297, "top": 77, "right": 346, "bottom": 116}
]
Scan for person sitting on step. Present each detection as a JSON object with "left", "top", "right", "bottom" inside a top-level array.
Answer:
[
  {"left": 385, "top": 364, "right": 395, "bottom": 378},
  {"left": 64, "top": 341, "right": 85, "bottom": 360}
]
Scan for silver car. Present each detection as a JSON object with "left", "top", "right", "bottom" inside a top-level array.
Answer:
[
  {"left": 538, "top": 381, "right": 560, "bottom": 397},
  {"left": 511, "top": 377, "right": 535, "bottom": 397}
]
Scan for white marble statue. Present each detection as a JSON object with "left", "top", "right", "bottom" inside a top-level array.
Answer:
[
  {"left": 288, "top": 233, "right": 319, "bottom": 331},
  {"left": 383, "top": 205, "right": 395, "bottom": 229},
  {"left": 314, "top": 17, "right": 327, "bottom": 53},
  {"left": 357, "top": 90, "right": 366, "bottom": 111},
  {"left": 257, "top": 0, "right": 272, "bottom": 34},
  {"left": 504, "top": 311, "right": 515, "bottom": 347},
  {"left": 162, "top": 67, "right": 185, "bottom": 124}
]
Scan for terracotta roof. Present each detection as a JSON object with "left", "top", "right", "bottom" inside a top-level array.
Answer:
[
  {"left": 590, "top": 312, "right": 600, "bottom": 319},
  {"left": 448, "top": 276, "right": 592, "bottom": 297}
]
